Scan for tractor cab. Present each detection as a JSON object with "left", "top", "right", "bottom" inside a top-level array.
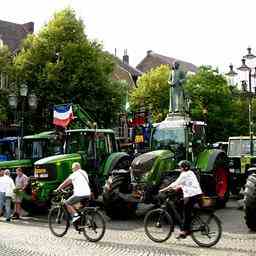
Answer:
[
  {"left": 151, "top": 115, "right": 206, "bottom": 163},
  {"left": 0, "top": 137, "right": 17, "bottom": 161},
  {"left": 65, "top": 129, "right": 118, "bottom": 173},
  {"left": 228, "top": 136, "right": 256, "bottom": 195}
]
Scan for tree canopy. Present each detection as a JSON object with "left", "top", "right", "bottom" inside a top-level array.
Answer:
[
  {"left": 13, "top": 8, "right": 123, "bottom": 131},
  {"left": 185, "top": 66, "right": 252, "bottom": 142},
  {"left": 130, "top": 64, "right": 252, "bottom": 143},
  {"left": 130, "top": 64, "right": 170, "bottom": 122}
]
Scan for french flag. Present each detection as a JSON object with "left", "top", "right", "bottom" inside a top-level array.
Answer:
[{"left": 53, "top": 104, "right": 74, "bottom": 128}]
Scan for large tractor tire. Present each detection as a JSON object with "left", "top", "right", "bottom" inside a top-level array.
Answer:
[
  {"left": 103, "top": 174, "right": 136, "bottom": 219},
  {"left": 112, "top": 155, "right": 132, "bottom": 171},
  {"left": 244, "top": 173, "right": 256, "bottom": 231},
  {"left": 215, "top": 166, "right": 230, "bottom": 208},
  {"left": 202, "top": 152, "right": 230, "bottom": 208}
]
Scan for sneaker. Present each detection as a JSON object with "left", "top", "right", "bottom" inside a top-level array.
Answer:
[
  {"left": 176, "top": 233, "right": 187, "bottom": 239},
  {"left": 72, "top": 214, "right": 80, "bottom": 223},
  {"left": 5, "top": 218, "right": 11, "bottom": 222},
  {"left": 11, "top": 213, "right": 20, "bottom": 220}
]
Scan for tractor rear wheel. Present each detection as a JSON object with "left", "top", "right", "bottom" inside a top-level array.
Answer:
[
  {"left": 244, "top": 173, "right": 256, "bottom": 231},
  {"left": 103, "top": 174, "right": 136, "bottom": 219}
]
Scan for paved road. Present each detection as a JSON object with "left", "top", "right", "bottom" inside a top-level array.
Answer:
[{"left": 0, "top": 200, "right": 256, "bottom": 256}]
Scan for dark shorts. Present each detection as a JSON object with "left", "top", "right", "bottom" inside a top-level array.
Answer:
[{"left": 65, "top": 195, "right": 90, "bottom": 206}]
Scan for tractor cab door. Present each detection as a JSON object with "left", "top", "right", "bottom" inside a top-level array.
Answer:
[
  {"left": 94, "top": 132, "right": 116, "bottom": 173},
  {"left": 190, "top": 121, "right": 206, "bottom": 157}
]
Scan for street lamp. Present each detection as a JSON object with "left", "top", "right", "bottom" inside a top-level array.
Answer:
[
  {"left": 226, "top": 47, "right": 256, "bottom": 156},
  {"left": 8, "top": 84, "right": 38, "bottom": 159}
]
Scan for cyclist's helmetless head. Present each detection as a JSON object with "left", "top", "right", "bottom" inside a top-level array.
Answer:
[{"left": 72, "top": 162, "right": 81, "bottom": 172}]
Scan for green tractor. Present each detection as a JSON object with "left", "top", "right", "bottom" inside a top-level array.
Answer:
[
  {"left": 0, "top": 131, "right": 59, "bottom": 177},
  {"left": 227, "top": 136, "right": 256, "bottom": 195},
  {"left": 31, "top": 128, "right": 130, "bottom": 207},
  {"left": 244, "top": 172, "right": 256, "bottom": 231},
  {"left": 102, "top": 114, "right": 230, "bottom": 219}
]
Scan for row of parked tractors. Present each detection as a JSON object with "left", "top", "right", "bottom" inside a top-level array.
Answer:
[{"left": 0, "top": 105, "right": 256, "bottom": 230}]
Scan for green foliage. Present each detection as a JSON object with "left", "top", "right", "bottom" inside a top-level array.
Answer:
[
  {"left": 185, "top": 66, "right": 249, "bottom": 142},
  {"left": 0, "top": 46, "right": 13, "bottom": 121},
  {"left": 13, "top": 8, "right": 122, "bottom": 131},
  {"left": 130, "top": 65, "right": 170, "bottom": 122}
]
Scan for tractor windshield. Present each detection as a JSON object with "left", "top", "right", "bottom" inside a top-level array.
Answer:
[
  {"left": 228, "top": 139, "right": 256, "bottom": 156},
  {"left": 66, "top": 132, "right": 94, "bottom": 157},
  {"left": 23, "top": 138, "right": 60, "bottom": 160},
  {"left": 151, "top": 126, "right": 185, "bottom": 150},
  {"left": 0, "top": 138, "right": 17, "bottom": 161}
]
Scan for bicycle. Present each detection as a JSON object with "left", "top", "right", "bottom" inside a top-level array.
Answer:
[
  {"left": 48, "top": 189, "right": 106, "bottom": 242},
  {"left": 144, "top": 190, "right": 222, "bottom": 247}
]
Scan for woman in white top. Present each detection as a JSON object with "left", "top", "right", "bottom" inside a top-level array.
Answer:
[{"left": 159, "top": 160, "right": 202, "bottom": 238}]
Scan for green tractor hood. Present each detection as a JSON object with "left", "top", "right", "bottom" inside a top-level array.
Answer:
[
  {"left": 0, "top": 159, "right": 32, "bottom": 169},
  {"left": 34, "top": 153, "right": 81, "bottom": 166},
  {"left": 131, "top": 150, "right": 175, "bottom": 184}
]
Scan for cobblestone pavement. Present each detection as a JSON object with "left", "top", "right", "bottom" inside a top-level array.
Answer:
[{"left": 0, "top": 200, "right": 256, "bottom": 256}]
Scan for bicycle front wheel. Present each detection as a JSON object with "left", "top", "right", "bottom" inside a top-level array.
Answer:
[
  {"left": 144, "top": 209, "right": 173, "bottom": 243},
  {"left": 83, "top": 210, "right": 106, "bottom": 242},
  {"left": 48, "top": 206, "right": 70, "bottom": 237},
  {"left": 191, "top": 212, "right": 222, "bottom": 247}
]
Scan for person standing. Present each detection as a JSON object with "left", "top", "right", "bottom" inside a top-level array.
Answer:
[
  {"left": 13, "top": 167, "right": 28, "bottom": 219},
  {"left": 0, "top": 169, "right": 6, "bottom": 217},
  {"left": 4, "top": 169, "right": 15, "bottom": 221}
]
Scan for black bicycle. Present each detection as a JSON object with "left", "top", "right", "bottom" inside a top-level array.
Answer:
[
  {"left": 144, "top": 191, "right": 222, "bottom": 247},
  {"left": 48, "top": 189, "right": 106, "bottom": 242}
]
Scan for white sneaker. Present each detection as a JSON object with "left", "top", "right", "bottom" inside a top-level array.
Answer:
[{"left": 72, "top": 214, "right": 80, "bottom": 223}]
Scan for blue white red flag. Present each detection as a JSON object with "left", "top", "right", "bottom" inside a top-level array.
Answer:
[{"left": 53, "top": 104, "right": 74, "bottom": 128}]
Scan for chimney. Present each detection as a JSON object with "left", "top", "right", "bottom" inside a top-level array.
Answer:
[
  {"left": 147, "top": 50, "right": 153, "bottom": 55},
  {"left": 22, "top": 22, "right": 34, "bottom": 33},
  {"left": 123, "top": 49, "right": 129, "bottom": 64}
]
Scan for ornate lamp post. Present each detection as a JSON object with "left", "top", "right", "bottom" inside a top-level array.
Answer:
[
  {"left": 8, "top": 84, "right": 37, "bottom": 159},
  {"left": 226, "top": 47, "right": 256, "bottom": 156}
]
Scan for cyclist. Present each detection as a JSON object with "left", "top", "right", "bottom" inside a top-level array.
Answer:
[
  {"left": 55, "top": 162, "right": 91, "bottom": 223},
  {"left": 159, "top": 160, "right": 202, "bottom": 239}
]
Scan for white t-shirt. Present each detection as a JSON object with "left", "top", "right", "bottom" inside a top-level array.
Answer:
[
  {"left": 0, "top": 176, "right": 7, "bottom": 193},
  {"left": 170, "top": 170, "right": 202, "bottom": 198},
  {"left": 69, "top": 169, "right": 91, "bottom": 197},
  {"left": 3, "top": 175, "right": 15, "bottom": 198}
]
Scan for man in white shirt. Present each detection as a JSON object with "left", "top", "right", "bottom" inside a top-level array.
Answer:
[
  {"left": 56, "top": 162, "right": 91, "bottom": 223},
  {"left": 0, "top": 169, "right": 6, "bottom": 217},
  {"left": 4, "top": 169, "right": 15, "bottom": 221},
  {"left": 160, "top": 160, "right": 202, "bottom": 238}
]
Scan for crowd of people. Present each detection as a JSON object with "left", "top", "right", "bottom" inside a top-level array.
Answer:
[{"left": 0, "top": 167, "right": 28, "bottom": 222}]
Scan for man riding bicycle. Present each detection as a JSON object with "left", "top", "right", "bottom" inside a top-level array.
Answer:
[
  {"left": 55, "top": 162, "right": 91, "bottom": 223},
  {"left": 159, "top": 160, "right": 202, "bottom": 239}
]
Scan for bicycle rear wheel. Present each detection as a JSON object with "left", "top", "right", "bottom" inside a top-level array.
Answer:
[
  {"left": 83, "top": 210, "right": 106, "bottom": 242},
  {"left": 144, "top": 209, "right": 173, "bottom": 243},
  {"left": 48, "top": 206, "right": 70, "bottom": 237},
  {"left": 191, "top": 212, "right": 222, "bottom": 247}
]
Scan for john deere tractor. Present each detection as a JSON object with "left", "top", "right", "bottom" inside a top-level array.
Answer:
[
  {"left": 30, "top": 104, "right": 131, "bottom": 208},
  {"left": 102, "top": 113, "right": 229, "bottom": 219}
]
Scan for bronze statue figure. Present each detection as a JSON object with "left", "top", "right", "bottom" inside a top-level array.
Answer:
[{"left": 168, "top": 61, "right": 186, "bottom": 113}]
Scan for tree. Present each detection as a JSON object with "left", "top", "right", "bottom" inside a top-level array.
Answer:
[
  {"left": 14, "top": 8, "right": 123, "bottom": 131},
  {"left": 185, "top": 66, "right": 246, "bottom": 142},
  {"left": 0, "top": 46, "right": 14, "bottom": 121},
  {"left": 130, "top": 64, "right": 170, "bottom": 122}
]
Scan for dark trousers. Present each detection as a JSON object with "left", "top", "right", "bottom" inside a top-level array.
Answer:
[{"left": 181, "top": 195, "right": 199, "bottom": 231}]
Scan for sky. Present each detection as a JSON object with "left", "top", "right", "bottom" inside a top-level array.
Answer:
[{"left": 2, "top": 0, "right": 256, "bottom": 75}]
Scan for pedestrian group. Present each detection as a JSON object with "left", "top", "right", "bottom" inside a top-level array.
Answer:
[{"left": 0, "top": 167, "right": 28, "bottom": 221}]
